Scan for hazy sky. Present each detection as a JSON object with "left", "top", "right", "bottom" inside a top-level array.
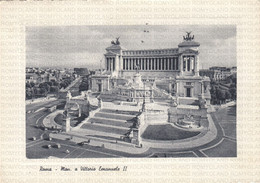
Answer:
[{"left": 26, "top": 25, "right": 236, "bottom": 69}]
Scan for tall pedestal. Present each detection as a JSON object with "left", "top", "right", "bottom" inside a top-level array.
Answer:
[{"left": 66, "top": 117, "right": 71, "bottom": 132}]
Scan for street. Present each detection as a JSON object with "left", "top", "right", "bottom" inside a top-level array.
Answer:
[
  {"left": 150, "top": 105, "right": 237, "bottom": 157},
  {"left": 26, "top": 99, "right": 236, "bottom": 158}
]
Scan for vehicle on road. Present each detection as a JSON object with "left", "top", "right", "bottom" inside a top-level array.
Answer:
[{"left": 78, "top": 140, "right": 90, "bottom": 146}]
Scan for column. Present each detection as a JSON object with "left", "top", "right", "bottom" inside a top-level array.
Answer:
[
  {"left": 109, "top": 58, "right": 111, "bottom": 71},
  {"left": 113, "top": 58, "right": 115, "bottom": 71},
  {"left": 130, "top": 58, "right": 133, "bottom": 70},
  {"left": 166, "top": 58, "right": 168, "bottom": 70},
  {"left": 143, "top": 58, "right": 146, "bottom": 71},
  {"left": 186, "top": 57, "right": 188, "bottom": 72},
  {"left": 153, "top": 58, "right": 156, "bottom": 70},
  {"left": 107, "top": 58, "right": 109, "bottom": 70},
  {"left": 196, "top": 55, "right": 199, "bottom": 76},
  {"left": 167, "top": 58, "right": 170, "bottom": 70},
  {"left": 131, "top": 58, "right": 134, "bottom": 70},
  {"left": 108, "top": 58, "right": 110, "bottom": 71},
  {"left": 150, "top": 58, "right": 152, "bottom": 70},
  {"left": 156, "top": 58, "right": 159, "bottom": 70},
  {"left": 111, "top": 58, "right": 113, "bottom": 71},
  {"left": 176, "top": 58, "right": 179, "bottom": 70},
  {"left": 183, "top": 56, "right": 185, "bottom": 71},
  {"left": 165, "top": 58, "right": 167, "bottom": 70},
  {"left": 191, "top": 57, "right": 194, "bottom": 72},
  {"left": 157, "top": 58, "right": 161, "bottom": 70},
  {"left": 164, "top": 58, "right": 167, "bottom": 70},
  {"left": 132, "top": 58, "right": 135, "bottom": 70},
  {"left": 180, "top": 56, "right": 183, "bottom": 75},
  {"left": 172, "top": 58, "right": 175, "bottom": 70},
  {"left": 188, "top": 57, "right": 190, "bottom": 72},
  {"left": 161, "top": 58, "right": 163, "bottom": 70},
  {"left": 107, "top": 58, "right": 110, "bottom": 71},
  {"left": 159, "top": 58, "right": 162, "bottom": 70},
  {"left": 133, "top": 58, "right": 135, "bottom": 70},
  {"left": 141, "top": 58, "right": 143, "bottom": 70},
  {"left": 146, "top": 58, "right": 149, "bottom": 70},
  {"left": 146, "top": 58, "right": 150, "bottom": 70},
  {"left": 169, "top": 58, "right": 171, "bottom": 70},
  {"left": 129, "top": 58, "right": 131, "bottom": 70}
]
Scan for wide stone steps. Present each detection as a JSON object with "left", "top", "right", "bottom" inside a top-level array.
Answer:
[
  {"left": 94, "top": 112, "right": 136, "bottom": 121},
  {"left": 81, "top": 123, "right": 130, "bottom": 135},
  {"left": 88, "top": 117, "right": 133, "bottom": 128},
  {"left": 76, "top": 127, "right": 123, "bottom": 140},
  {"left": 100, "top": 109, "right": 140, "bottom": 116}
]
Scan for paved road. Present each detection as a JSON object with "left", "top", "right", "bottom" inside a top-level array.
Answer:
[
  {"left": 150, "top": 105, "right": 237, "bottom": 157},
  {"left": 26, "top": 99, "right": 65, "bottom": 112},
  {"left": 26, "top": 100, "right": 151, "bottom": 158},
  {"left": 26, "top": 100, "right": 236, "bottom": 158}
]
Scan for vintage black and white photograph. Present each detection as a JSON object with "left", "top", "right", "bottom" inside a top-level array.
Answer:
[{"left": 25, "top": 25, "right": 237, "bottom": 158}]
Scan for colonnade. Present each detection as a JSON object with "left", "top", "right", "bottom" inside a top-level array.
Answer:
[
  {"left": 122, "top": 57, "right": 179, "bottom": 71},
  {"left": 183, "top": 56, "right": 195, "bottom": 72},
  {"left": 106, "top": 57, "right": 115, "bottom": 71}
]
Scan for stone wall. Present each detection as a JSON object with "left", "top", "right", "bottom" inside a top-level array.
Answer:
[
  {"left": 168, "top": 106, "right": 207, "bottom": 123},
  {"left": 122, "top": 70, "right": 179, "bottom": 79}
]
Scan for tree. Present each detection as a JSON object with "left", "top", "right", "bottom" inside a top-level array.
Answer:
[
  {"left": 50, "top": 86, "right": 59, "bottom": 93},
  {"left": 225, "top": 90, "right": 231, "bottom": 100},
  {"left": 210, "top": 86, "right": 217, "bottom": 104},
  {"left": 26, "top": 83, "right": 31, "bottom": 88},
  {"left": 30, "top": 82, "right": 35, "bottom": 87},
  {"left": 39, "top": 88, "right": 47, "bottom": 96},
  {"left": 218, "top": 89, "right": 226, "bottom": 104},
  {"left": 229, "top": 87, "right": 236, "bottom": 100},
  {"left": 26, "top": 88, "right": 32, "bottom": 99}
]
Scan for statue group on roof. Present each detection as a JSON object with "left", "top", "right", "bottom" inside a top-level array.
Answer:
[
  {"left": 111, "top": 37, "right": 120, "bottom": 45},
  {"left": 183, "top": 31, "right": 194, "bottom": 41}
]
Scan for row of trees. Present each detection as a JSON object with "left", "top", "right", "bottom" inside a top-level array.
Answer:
[
  {"left": 210, "top": 74, "right": 237, "bottom": 105},
  {"left": 79, "top": 76, "right": 89, "bottom": 93},
  {"left": 26, "top": 77, "right": 74, "bottom": 99}
]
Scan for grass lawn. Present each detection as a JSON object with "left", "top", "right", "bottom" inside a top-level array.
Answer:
[
  {"left": 54, "top": 113, "right": 65, "bottom": 126},
  {"left": 141, "top": 124, "right": 200, "bottom": 140}
]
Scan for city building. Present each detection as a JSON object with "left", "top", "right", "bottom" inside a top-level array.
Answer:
[
  {"left": 26, "top": 73, "right": 41, "bottom": 84},
  {"left": 199, "top": 66, "right": 236, "bottom": 81}
]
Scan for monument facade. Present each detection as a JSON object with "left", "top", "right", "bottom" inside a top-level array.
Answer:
[{"left": 91, "top": 32, "right": 211, "bottom": 105}]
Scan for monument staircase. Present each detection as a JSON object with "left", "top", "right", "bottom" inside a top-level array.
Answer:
[
  {"left": 152, "top": 86, "right": 174, "bottom": 101},
  {"left": 78, "top": 108, "right": 140, "bottom": 143}
]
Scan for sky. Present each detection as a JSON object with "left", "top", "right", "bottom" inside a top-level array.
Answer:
[{"left": 26, "top": 25, "right": 236, "bottom": 69}]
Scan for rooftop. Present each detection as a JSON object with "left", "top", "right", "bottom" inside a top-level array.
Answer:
[{"left": 178, "top": 41, "right": 200, "bottom": 47}]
